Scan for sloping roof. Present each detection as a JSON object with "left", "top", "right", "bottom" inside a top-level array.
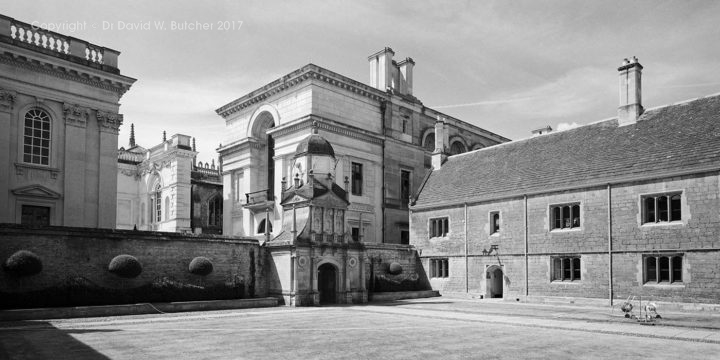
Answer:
[
  {"left": 413, "top": 94, "right": 720, "bottom": 209},
  {"left": 281, "top": 180, "right": 348, "bottom": 205}
]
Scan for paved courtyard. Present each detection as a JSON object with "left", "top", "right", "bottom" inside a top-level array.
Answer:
[{"left": 1, "top": 298, "right": 719, "bottom": 359}]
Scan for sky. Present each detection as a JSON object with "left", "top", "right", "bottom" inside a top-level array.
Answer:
[{"left": 6, "top": 0, "right": 720, "bottom": 163}]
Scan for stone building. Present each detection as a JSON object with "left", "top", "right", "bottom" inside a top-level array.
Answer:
[
  {"left": 410, "top": 58, "right": 720, "bottom": 304},
  {"left": 116, "top": 126, "right": 223, "bottom": 234},
  {"left": 0, "top": 15, "right": 135, "bottom": 228},
  {"left": 216, "top": 47, "right": 509, "bottom": 244}
]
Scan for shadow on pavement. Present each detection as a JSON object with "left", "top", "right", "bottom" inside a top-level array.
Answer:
[{"left": 0, "top": 321, "right": 115, "bottom": 359}]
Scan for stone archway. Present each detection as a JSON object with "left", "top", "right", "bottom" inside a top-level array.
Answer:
[
  {"left": 486, "top": 265, "right": 504, "bottom": 299},
  {"left": 318, "top": 263, "right": 338, "bottom": 304}
]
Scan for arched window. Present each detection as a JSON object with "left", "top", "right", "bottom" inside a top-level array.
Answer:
[
  {"left": 423, "top": 133, "right": 435, "bottom": 151},
  {"left": 449, "top": 141, "right": 466, "bottom": 155},
  {"left": 150, "top": 184, "right": 162, "bottom": 223},
  {"left": 257, "top": 218, "right": 272, "bottom": 234},
  {"left": 23, "top": 109, "right": 51, "bottom": 165},
  {"left": 208, "top": 195, "right": 222, "bottom": 226}
]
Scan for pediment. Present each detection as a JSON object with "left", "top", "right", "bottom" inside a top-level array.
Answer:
[
  {"left": 11, "top": 184, "right": 62, "bottom": 199},
  {"left": 312, "top": 192, "right": 349, "bottom": 209}
]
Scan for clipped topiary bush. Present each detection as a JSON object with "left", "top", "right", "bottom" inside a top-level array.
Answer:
[
  {"left": 388, "top": 262, "right": 403, "bottom": 275},
  {"left": 189, "top": 256, "right": 214, "bottom": 276},
  {"left": 108, "top": 254, "right": 142, "bottom": 278},
  {"left": 3, "top": 250, "right": 42, "bottom": 277}
]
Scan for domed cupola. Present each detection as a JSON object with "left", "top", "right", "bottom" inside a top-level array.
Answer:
[{"left": 294, "top": 122, "right": 335, "bottom": 159}]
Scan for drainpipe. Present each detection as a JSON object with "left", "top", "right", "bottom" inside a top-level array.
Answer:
[
  {"left": 524, "top": 194, "right": 528, "bottom": 297},
  {"left": 607, "top": 184, "right": 613, "bottom": 306},
  {"left": 380, "top": 99, "right": 387, "bottom": 243},
  {"left": 464, "top": 202, "right": 469, "bottom": 293}
]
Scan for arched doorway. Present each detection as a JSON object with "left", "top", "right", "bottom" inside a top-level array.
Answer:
[
  {"left": 486, "top": 266, "right": 504, "bottom": 299},
  {"left": 318, "top": 263, "right": 337, "bottom": 304}
]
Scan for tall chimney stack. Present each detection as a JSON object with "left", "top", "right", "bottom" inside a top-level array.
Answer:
[
  {"left": 368, "top": 47, "right": 395, "bottom": 91},
  {"left": 431, "top": 116, "right": 447, "bottom": 170},
  {"left": 398, "top": 57, "right": 415, "bottom": 95},
  {"left": 617, "top": 56, "right": 643, "bottom": 126}
]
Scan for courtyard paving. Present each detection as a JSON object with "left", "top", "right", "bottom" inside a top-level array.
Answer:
[{"left": 1, "top": 298, "right": 719, "bottom": 359}]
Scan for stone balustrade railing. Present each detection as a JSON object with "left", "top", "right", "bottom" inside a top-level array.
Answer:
[
  {"left": 193, "top": 165, "right": 221, "bottom": 178},
  {"left": 0, "top": 14, "right": 119, "bottom": 69},
  {"left": 117, "top": 150, "right": 144, "bottom": 164}
]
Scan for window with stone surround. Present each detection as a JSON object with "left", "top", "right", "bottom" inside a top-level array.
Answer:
[
  {"left": 351, "top": 162, "right": 363, "bottom": 196},
  {"left": 490, "top": 211, "right": 500, "bottom": 234},
  {"left": 550, "top": 203, "right": 580, "bottom": 230},
  {"left": 551, "top": 256, "right": 581, "bottom": 281},
  {"left": 208, "top": 195, "right": 222, "bottom": 226},
  {"left": 400, "top": 170, "right": 411, "bottom": 209},
  {"left": 351, "top": 227, "right": 360, "bottom": 242},
  {"left": 644, "top": 254, "right": 682, "bottom": 284},
  {"left": 23, "top": 109, "right": 51, "bottom": 165},
  {"left": 642, "top": 193, "right": 682, "bottom": 224},
  {"left": 150, "top": 184, "right": 162, "bottom": 223},
  {"left": 430, "top": 258, "right": 449, "bottom": 278},
  {"left": 429, "top": 217, "right": 449, "bottom": 238}
]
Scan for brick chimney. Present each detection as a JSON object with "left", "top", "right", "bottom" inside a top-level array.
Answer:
[
  {"left": 368, "top": 47, "right": 395, "bottom": 91},
  {"left": 431, "top": 116, "right": 447, "bottom": 170},
  {"left": 618, "top": 56, "right": 643, "bottom": 126}
]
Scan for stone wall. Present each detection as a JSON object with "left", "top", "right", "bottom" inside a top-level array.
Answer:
[
  {"left": 364, "top": 243, "right": 430, "bottom": 293},
  {"left": 410, "top": 172, "right": 720, "bottom": 303},
  {"left": 0, "top": 224, "right": 263, "bottom": 308}
]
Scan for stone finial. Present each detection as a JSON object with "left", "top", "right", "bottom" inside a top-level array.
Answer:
[
  {"left": 192, "top": 137, "right": 196, "bottom": 151},
  {"left": 129, "top": 123, "right": 136, "bottom": 147},
  {"left": 162, "top": 130, "right": 167, "bottom": 142}
]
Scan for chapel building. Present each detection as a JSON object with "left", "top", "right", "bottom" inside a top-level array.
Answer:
[{"left": 116, "top": 126, "right": 223, "bottom": 234}]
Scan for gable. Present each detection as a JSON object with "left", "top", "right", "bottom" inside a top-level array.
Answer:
[{"left": 12, "top": 184, "right": 62, "bottom": 199}]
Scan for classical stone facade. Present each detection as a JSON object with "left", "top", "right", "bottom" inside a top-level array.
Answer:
[
  {"left": 410, "top": 58, "right": 720, "bottom": 305},
  {"left": 216, "top": 47, "right": 509, "bottom": 244},
  {"left": 116, "top": 127, "right": 223, "bottom": 234},
  {"left": 0, "top": 15, "right": 135, "bottom": 228}
]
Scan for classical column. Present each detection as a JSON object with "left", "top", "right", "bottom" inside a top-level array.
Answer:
[
  {"left": 63, "top": 103, "right": 90, "bottom": 227},
  {"left": 97, "top": 110, "right": 122, "bottom": 228},
  {"left": 0, "top": 89, "right": 16, "bottom": 223}
]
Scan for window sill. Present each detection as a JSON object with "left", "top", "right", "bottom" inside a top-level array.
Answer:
[
  {"left": 551, "top": 280, "right": 582, "bottom": 284},
  {"left": 429, "top": 236, "right": 449, "bottom": 240},
  {"left": 550, "top": 228, "right": 582, "bottom": 233},
  {"left": 643, "top": 282, "right": 685, "bottom": 288},
  {"left": 640, "top": 222, "right": 684, "bottom": 228},
  {"left": 490, "top": 232, "right": 500, "bottom": 237}
]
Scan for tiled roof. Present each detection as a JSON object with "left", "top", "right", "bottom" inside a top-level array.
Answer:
[{"left": 413, "top": 94, "right": 720, "bottom": 209}]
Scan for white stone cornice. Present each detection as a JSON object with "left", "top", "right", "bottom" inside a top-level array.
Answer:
[
  {"left": 0, "top": 43, "right": 135, "bottom": 96},
  {"left": 216, "top": 64, "right": 388, "bottom": 118},
  {"left": 63, "top": 103, "right": 89, "bottom": 128}
]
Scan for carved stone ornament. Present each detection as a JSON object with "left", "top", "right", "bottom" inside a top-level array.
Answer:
[
  {"left": 297, "top": 256, "right": 308, "bottom": 268},
  {"left": 96, "top": 110, "right": 123, "bottom": 133},
  {"left": 63, "top": 103, "right": 89, "bottom": 128},
  {"left": 0, "top": 89, "right": 17, "bottom": 110},
  {"left": 348, "top": 257, "right": 357, "bottom": 268}
]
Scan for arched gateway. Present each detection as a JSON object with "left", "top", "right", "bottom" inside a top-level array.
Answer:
[
  {"left": 318, "top": 263, "right": 338, "bottom": 304},
  {"left": 486, "top": 265, "right": 504, "bottom": 299}
]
